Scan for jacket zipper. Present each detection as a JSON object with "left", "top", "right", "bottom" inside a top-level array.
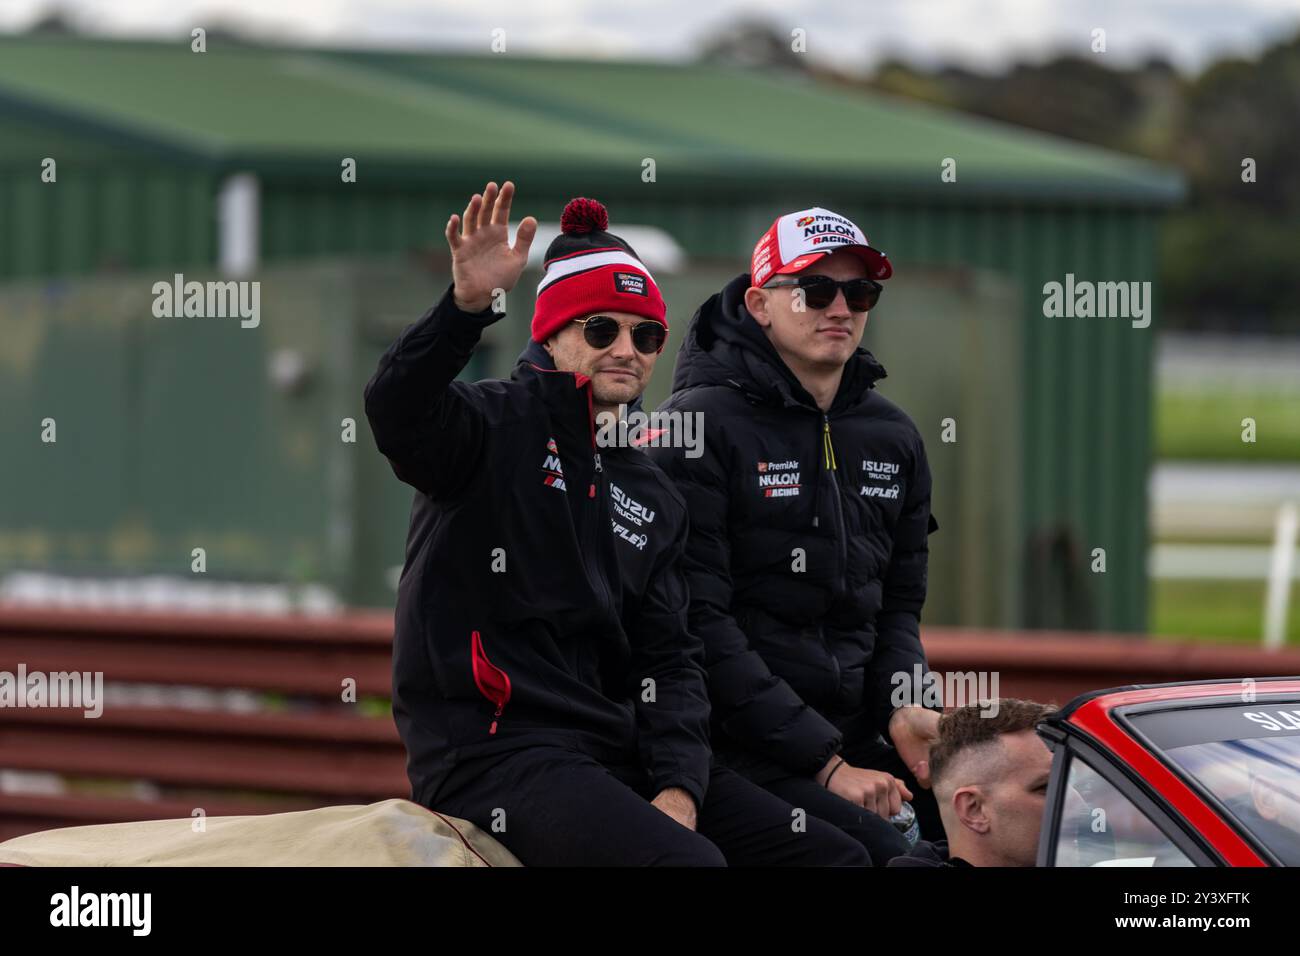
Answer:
[
  {"left": 576, "top": 374, "right": 614, "bottom": 614},
  {"left": 823, "top": 414, "right": 849, "bottom": 583},
  {"left": 586, "top": 452, "right": 613, "bottom": 612},
  {"left": 470, "top": 630, "right": 512, "bottom": 735},
  {"left": 524, "top": 363, "right": 614, "bottom": 645},
  {"left": 821, "top": 414, "right": 849, "bottom": 704}
]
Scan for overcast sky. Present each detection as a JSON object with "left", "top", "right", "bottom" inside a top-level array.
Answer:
[{"left": 4, "top": 0, "right": 1299, "bottom": 74}]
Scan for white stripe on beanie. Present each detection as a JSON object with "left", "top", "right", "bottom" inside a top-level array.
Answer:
[{"left": 536, "top": 249, "right": 657, "bottom": 295}]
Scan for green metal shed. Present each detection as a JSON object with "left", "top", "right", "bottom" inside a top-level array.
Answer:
[{"left": 0, "top": 34, "right": 1184, "bottom": 631}]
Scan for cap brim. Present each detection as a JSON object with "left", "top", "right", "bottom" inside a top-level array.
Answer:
[{"left": 774, "top": 246, "right": 892, "bottom": 281}]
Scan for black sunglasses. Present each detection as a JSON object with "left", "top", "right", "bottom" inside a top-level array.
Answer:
[
  {"left": 573, "top": 315, "right": 667, "bottom": 354},
  {"left": 765, "top": 275, "right": 882, "bottom": 312}
]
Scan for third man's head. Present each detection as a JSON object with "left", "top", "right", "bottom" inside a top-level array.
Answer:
[{"left": 927, "top": 698, "right": 1058, "bottom": 867}]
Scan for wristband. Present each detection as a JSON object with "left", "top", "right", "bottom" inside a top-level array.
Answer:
[{"left": 822, "top": 757, "right": 846, "bottom": 789}]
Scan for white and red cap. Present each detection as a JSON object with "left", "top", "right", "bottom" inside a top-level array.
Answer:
[{"left": 750, "top": 206, "right": 892, "bottom": 288}]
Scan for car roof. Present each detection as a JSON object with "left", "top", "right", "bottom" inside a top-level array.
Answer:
[{"left": 1048, "top": 676, "right": 1300, "bottom": 723}]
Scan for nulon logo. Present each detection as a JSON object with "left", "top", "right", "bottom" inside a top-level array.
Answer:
[
  {"left": 803, "top": 222, "right": 855, "bottom": 240},
  {"left": 541, "top": 437, "right": 565, "bottom": 491},
  {"left": 757, "top": 460, "right": 801, "bottom": 498}
]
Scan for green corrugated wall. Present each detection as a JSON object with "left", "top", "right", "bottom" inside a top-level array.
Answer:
[{"left": 0, "top": 39, "right": 1175, "bottom": 631}]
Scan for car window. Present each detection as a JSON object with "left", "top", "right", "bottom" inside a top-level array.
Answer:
[
  {"left": 1051, "top": 755, "right": 1193, "bottom": 867},
  {"left": 1127, "top": 701, "right": 1300, "bottom": 866},
  {"left": 1160, "top": 737, "right": 1300, "bottom": 866}
]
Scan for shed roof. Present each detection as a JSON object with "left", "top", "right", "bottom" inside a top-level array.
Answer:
[{"left": 0, "top": 35, "right": 1183, "bottom": 203}]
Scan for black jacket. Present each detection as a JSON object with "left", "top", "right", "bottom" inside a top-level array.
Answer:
[
  {"left": 885, "top": 840, "right": 972, "bottom": 867},
  {"left": 648, "top": 273, "right": 938, "bottom": 778},
  {"left": 364, "top": 284, "right": 712, "bottom": 808}
]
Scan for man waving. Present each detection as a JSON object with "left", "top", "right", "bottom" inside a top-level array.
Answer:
[{"left": 364, "top": 183, "right": 867, "bottom": 866}]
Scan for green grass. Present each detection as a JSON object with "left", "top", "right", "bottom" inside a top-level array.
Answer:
[
  {"left": 1151, "top": 380, "right": 1299, "bottom": 643},
  {"left": 1157, "top": 389, "right": 1300, "bottom": 462},
  {"left": 1150, "top": 578, "right": 1300, "bottom": 645}
]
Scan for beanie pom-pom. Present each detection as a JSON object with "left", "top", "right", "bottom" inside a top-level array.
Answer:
[{"left": 560, "top": 197, "right": 609, "bottom": 235}]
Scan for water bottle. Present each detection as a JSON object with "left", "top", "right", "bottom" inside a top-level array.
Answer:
[{"left": 890, "top": 801, "right": 920, "bottom": 847}]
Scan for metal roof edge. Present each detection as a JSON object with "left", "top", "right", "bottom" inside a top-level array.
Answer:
[
  {"left": 0, "top": 34, "right": 1188, "bottom": 204},
  {"left": 221, "top": 151, "right": 1182, "bottom": 207},
  {"left": 0, "top": 86, "right": 219, "bottom": 165}
]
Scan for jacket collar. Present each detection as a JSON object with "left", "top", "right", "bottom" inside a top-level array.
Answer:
[
  {"left": 670, "top": 272, "right": 887, "bottom": 413},
  {"left": 511, "top": 338, "right": 647, "bottom": 453}
]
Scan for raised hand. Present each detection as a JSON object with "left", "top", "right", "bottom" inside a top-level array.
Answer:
[{"left": 445, "top": 180, "right": 538, "bottom": 313}]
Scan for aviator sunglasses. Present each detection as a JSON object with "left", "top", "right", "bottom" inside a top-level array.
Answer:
[
  {"left": 764, "top": 275, "right": 883, "bottom": 312},
  {"left": 573, "top": 315, "right": 667, "bottom": 354}
]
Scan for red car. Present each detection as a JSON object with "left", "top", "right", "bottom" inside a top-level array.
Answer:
[{"left": 1036, "top": 677, "right": 1300, "bottom": 867}]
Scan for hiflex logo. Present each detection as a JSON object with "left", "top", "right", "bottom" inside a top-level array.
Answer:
[
  {"left": 757, "top": 459, "right": 801, "bottom": 498},
  {"left": 541, "top": 437, "right": 566, "bottom": 491},
  {"left": 860, "top": 483, "right": 901, "bottom": 500}
]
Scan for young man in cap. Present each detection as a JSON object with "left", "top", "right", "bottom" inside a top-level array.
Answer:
[
  {"left": 364, "top": 182, "right": 868, "bottom": 866},
  {"left": 648, "top": 207, "right": 943, "bottom": 864}
]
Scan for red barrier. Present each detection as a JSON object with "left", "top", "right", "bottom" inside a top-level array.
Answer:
[{"left": 2, "top": 606, "right": 1299, "bottom": 840}]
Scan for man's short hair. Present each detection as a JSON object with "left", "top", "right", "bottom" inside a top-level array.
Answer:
[{"left": 928, "top": 699, "right": 1058, "bottom": 792}]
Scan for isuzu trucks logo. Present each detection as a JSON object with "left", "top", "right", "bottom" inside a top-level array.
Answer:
[
  {"left": 757, "top": 460, "right": 801, "bottom": 498},
  {"left": 862, "top": 459, "right": 901, "bottom": 481},
  {"left": 610, "top": 483, "right": 655, "bottom": 526}
]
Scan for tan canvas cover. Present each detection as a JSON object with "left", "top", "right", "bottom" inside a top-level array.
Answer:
[{"left": 0, "top": 798, "right": 522, "bottom": 867}]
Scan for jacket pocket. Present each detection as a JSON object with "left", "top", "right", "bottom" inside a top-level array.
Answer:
[{"left": 471, "top": 630, "right": 512, "bottom": 735}]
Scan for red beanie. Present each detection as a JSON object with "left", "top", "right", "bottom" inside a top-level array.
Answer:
[{"left": 531, "top": 198, "right": 667, "bottom": 343}]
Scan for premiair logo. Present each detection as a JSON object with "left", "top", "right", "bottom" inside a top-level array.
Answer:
[
  {"left": 757, "top": 459, "right": 801, "bottom": 498},
  {"left": 542, "top": 437, "right": 565, "bottom": 491},
  {"left": 801, "top": 213, "right": 857, "bottom": 241}
]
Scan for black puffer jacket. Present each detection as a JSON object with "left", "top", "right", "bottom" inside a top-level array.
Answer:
[
  {"left": 364, "top": 284, "right": 711, "bottom": 809},
  {"left": 648, "top": 273, "right": 938, "bottom": 778},
  {"left": 885, "top": 840, "right": 971, "bottom": 867}
]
